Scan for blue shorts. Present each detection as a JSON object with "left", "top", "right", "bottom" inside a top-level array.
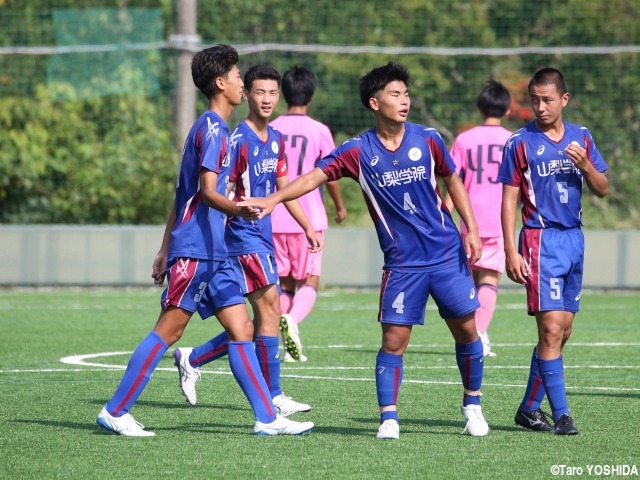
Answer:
[
  {"left": 229, "top": 252, "right": 280, "bottom": 295},
  {"left": 519, "top": 227, "right": 584, "bottom": 315},
  {"left": 378, "top": 263, "right": 480, "bottom": 325},
  {"left": 161, "top": 257, "right": 245, "bottom": 319}
]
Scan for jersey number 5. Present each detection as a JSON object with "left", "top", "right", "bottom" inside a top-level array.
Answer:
[{"left": 557, "top": 182, "right": 569, "bottom": 203}]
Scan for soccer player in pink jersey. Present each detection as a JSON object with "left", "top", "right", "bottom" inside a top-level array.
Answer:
[
  {"left": 444, "top": 80, "right": 512, "bottom": 357},
  {"left": 269, "top": 66, "right": 347, "bottom": 362}
]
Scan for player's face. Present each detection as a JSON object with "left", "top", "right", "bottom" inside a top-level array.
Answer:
[
  {"left": 245, "top": 79, "right": 280, "bottom": 120},
  {"left": 529, "top": 83, "right": 569, "bottom": 128},
  {"left": 371, "top": 81, "right": 410, "bottom": 123},
  {"left": 221, "top": 65, "right": 244, "bottom": 106}
]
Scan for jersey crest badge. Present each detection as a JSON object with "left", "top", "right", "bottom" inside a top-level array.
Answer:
[{"left": 408, "top": 147, "right": 422, "bottom": 161}]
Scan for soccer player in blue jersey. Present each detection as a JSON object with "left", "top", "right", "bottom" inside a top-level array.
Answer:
[
  {"left": 96, "top": 45, "right": 313, "bottom": 437},
  {"left": 171, "top": 65, "right": 320, "bottom": 416},
  {"left": 498, "top": 68, "right": 608, "bottom": 435},
  {"left": 240, "top": 62, "right": 490, "bottom": 439}
]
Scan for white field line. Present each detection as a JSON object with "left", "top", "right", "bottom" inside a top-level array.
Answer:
[
  {"left": 323, "top": 342, "right": 640, "bottom": 348},
  {"left": 1, "top": 349, "right": 638, "bottom": 393}
]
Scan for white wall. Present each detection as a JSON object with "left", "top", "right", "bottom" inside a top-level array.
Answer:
[{"left": 1, "top": 225, "right": 638, "bottom": 289}]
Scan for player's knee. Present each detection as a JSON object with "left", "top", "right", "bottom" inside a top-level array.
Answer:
[
  {"left": 234, "top": 319, "right": 255, "bottom": 342},
  {"left": 539, "top": 322, "right": 564, "bottom": 344},
  {"left": 381, "top": 334, "right": 409, "bottom": 354}
]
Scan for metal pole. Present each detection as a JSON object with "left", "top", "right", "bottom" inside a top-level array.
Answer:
[{"left": 171, "top": 0, "right": 199, "bottom": 150}]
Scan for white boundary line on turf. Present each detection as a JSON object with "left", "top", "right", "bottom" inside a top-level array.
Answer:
[
  {"left": 1, "top": 349, "right": 637, "bottom": 393},
  {"left": 34, "top": 350, "right": 640, "bottom": 394},
  {"left": 54, "top": 350, "right": 640, "bottom": 370},
  {"left": 323, "top": 342, "right": 640, "bottom": 348},
  {"left": 0, "top": 343, "right": 640, "bottom": 392}
]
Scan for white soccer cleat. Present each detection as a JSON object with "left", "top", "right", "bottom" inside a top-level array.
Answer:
[
  {"left": 272, "top": 392, "right": 312, "bottom": 417},
  {"left": 376, "top": 419, "right": 400, "bottom": 440},
  {"left": 96, "top": 407, "right": 155, "bottom": 437},
  {"left": 254, "top": 414, "right": 314, "bottom": 436},
  {"left": 461, "top": 404, "right": 490, "bottom": 437},
  {"left": 173, "top": 347, "right": 201, "bottom": 405},
  {"left": 280, "top": 314, "right": 303, "bottom": 361},
  {"left": 478, "top": 331, "right": 496, "bottom": 357},
  {"left": 283, "top": 351, "right": 308, "bottom": 363}
]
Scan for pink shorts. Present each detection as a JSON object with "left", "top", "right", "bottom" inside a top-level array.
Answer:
[
  {"left": 273, "top": 231, "right": 324, "bottom": 281},
  {"left": 464, "top": 235, "right": 505, "bottom": 273}
]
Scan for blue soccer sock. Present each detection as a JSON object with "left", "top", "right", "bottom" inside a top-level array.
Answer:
[
  {"left": 538, "top": 355, "right": 569, "bottom": 421},
  {"left": 106, "top": 330, "right": 168, "bottom": 416},
  {"left": 455, "top": 338, "right": 484, "bottom": 406},
  {"left": 189, "top": 331, "right": 229, "bottom": 368},
  {"left": 227, "top": 341, "right": 276, "bottom": 424},
  {"left": 376, "top": 350, "right": 403, "bottom": 421},
  {"left": 255, "top": 335, "right": 281, "bottom": 397},
  {"left": 380, "top": 410, "right": 399, "bottom": 423},
  {"left": 520, "top": 348, "right": 546, "bottom": 412}
]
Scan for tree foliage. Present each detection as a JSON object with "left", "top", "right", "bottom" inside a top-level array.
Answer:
[
  {"left": 0, "top": 0, "right": 637, "bottom": 227},
  {"left": 0, "top": 85, "right": 176, "bottom": 223}
]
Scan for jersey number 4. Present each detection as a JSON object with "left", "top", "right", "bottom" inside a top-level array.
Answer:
[
  {"left": 392, "top": 292, "right": 405, "bottom": 313},
  {"left": 403, "top": 192, "right": 417, "bottom": 214}
]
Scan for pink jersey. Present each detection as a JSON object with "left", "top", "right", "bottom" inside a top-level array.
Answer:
[
  {"left": 450, "top": 124, "right": 512, "bottom": 237},
  {"left": 269, "top": 114, "right": 336, "bottom": 233}
]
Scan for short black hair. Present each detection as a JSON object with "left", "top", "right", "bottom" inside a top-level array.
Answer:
[
  {"left": 281, "top": 65, "right": 316, "bottom": 106},
  {"left": 528, "top": 67, "right": 568, "bottom": 95},
  {"left": 243, "top": 64, "right": 281, "bottom": 91},
  {"left": 191, "top": 44, "right": 239, "bottom": 99},
  {"left": 359, "top": 62, "right": 410, "bottom": 110},
  {"left": 477, "top": 79, "right": 511, "bottom": 118}
]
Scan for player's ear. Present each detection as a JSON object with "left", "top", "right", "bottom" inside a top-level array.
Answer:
[
  {"left": 215, "top": 75, "right": 227, "bottom": 92},
  {"left": 369, "top": 97, "right": 379, "bottom": 111}
]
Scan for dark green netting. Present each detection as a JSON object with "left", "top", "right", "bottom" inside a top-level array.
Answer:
[{"left": 47, "top": 8, "right": 163, "bottom": 99}]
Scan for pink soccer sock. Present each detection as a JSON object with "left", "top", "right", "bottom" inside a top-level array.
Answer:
[
  {"left": 279, "top": 289, "right": 294, "bottom": 314},
  {"left": 288, "top": 284, "right": 318, "bottom": 325},
  {"left": 475, "top": 283, "right": 498, "bottom": 334}
]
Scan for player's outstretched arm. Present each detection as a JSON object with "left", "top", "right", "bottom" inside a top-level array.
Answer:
[
  {"left": 501, "top": 184, "right": 528, "bottom": 285},
  {"left": 200, "top": 169, "right": 260, "bottom": 220},
  {"left": 443, "top": 173, "right": 482, "bottom": 264},
  {"left": 277, "top": 175, "right": 323, "bottom": 253},
  {"left": 326, "top": 180, "right": 347, "bottom": 223},
  {"left": 240, "top": 167, "right": 329, "bottom": 220}
]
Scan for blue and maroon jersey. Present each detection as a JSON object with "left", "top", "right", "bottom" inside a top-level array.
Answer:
[
  {"left": 225, "top": 121, "right": 288, "bottom": 256},
  {"left": 317, "top": 122, "right": 463, "bottom": 272},
  {"left": 497, "top": 121, "right": 608, "bottom": 229},
  {"left": 169, "top": 111, "right": 233, "bottom": 261}
]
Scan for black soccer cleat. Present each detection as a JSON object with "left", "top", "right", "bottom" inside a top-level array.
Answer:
[
  {"left": 514, "top": 407, "right": 554, "bottom": 432},
  {"left": 553, "top": 414, "right": 579, "bottom": 435}
]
